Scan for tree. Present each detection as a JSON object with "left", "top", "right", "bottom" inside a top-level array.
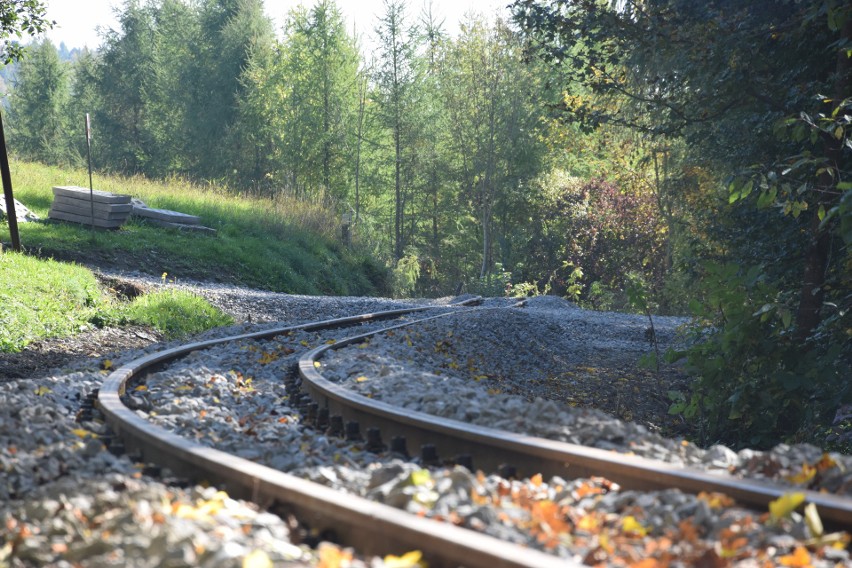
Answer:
[
  {"left": 512, "top": 0, "right": 851, "bottom": 446},
  {"left": 275, "top": 0, "right": 359, "bottom": 197},
  {"left": 443, "top": 16, "right": 546, "bottom": 280},
  {"left": 93, "top": 0, "right": 159, "bottom": 174},
  {"left": 184, "top": 0, "right": 273, "bottom": 181},
  {"left": 0, "top": 0, "right": 52, "bottom": 64},
  {"left": 63, "top": 48, "right": 99, "bottom": 167},
  {"left": 7, "top": 39, "right": 70, "bottom": 164},
  {"left": 373, "top": 0, "right": 421, "bottom": 260},
  {"left": 145, "top": 0, "right": 199, "bottom": 177}
]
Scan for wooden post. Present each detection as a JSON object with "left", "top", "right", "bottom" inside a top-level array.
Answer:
[
  {"left": 86, "top": 114, "right": 95, "bottom": 228},
  {"left": 0, "top": 110, "right": 21, "bottom": 252}
]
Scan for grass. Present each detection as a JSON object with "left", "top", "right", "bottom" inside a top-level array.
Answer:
[
  {"left": 1, "top": 160, "right": 389, "bottom": 353},
  {"left": 0, "top": 251, "right": 233, "bottom": 352},
  {"left": 0, "top": 252, "right": 109, "bottom": 352},
  {"left": 7, "top": 161, "right": 388, "bottom": 295},
  {"left": 124, "top": 288, "right": 234, "bottom": 339}
]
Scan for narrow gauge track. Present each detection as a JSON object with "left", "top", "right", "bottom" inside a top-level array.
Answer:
[
  {"left": 96, "top": 298, "right": 852, "bottom": 568},
  {"left": 97, "top": 298, "right": 574, "bottom": 568},
  {"left": 298, "top": 315, "right": 852, "bottom": 533}
]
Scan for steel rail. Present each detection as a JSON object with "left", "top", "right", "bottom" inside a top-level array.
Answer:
[
  {"left": 298, "top": 311, "right": 852, "bottom": 530},
  {"left": 98, "top": 299, "right": 578, "bottom": 568}
]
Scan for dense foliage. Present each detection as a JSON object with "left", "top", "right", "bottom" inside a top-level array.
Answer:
[
  {"left": 4, "top": 0, "right": 850, "bottom": 448},
  {"left": 513, "top": 0, "right": 851, "bottom": 448}
]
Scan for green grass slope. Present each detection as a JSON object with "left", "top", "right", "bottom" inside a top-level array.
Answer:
[{"left": 5, "top": 161, "right": 388, "bottom": 295}]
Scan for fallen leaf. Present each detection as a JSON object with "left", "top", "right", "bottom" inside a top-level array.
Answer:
[
  {"left": 803, "top": 503, "right": 823, "bottom": 537},
  {"left": 317, "top": 542, "right": 354, "bottom": 568},
  {"left": 622, "top": 515, "right": 647, "bottom": 537},
  {"left": 785, "top": 463, "right": 817, "bottom": 485},
  {"left": 242, "top": 549, "right": 272, "bottom": 568},
  {"left": 383, "top": 550, "right": 425, "bottom": 568},
  {"left": 698, "top": 491, "right": 735, "bottom": 509},
  {"left": 769, "top": 492, "right": 806, "bottom": 520},
  {"left": 814, "top": 453, "right": 837, "bottom": 473},
  {"left": 629, "top": 559, "right": 661, "bottom": 568},
  {"left": 778, "top": 546, "right": 812, "bottom": 567},
  {"left": 71, "top": 428, "right": 96, "bottom": 439}
]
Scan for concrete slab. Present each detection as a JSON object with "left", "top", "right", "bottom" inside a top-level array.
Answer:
[
  {"left": 47, "top": 209, "right": 126, "bottom": 228},
  {"left": 50, "top": 199, "right": 132, "bottom": 220},
  {"left": 140, "top": 218, "right": 217, "bottom": 235},
  {"left": 132, "top": 205, "right": 201, "bottom": 225},
  {"left": 52, "top": 185, "right": 132, "bottom": 204}
]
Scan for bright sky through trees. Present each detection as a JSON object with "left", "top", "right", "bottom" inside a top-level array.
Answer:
[{"left": 43, "top": 0, "right": 510, "bottom": 50}]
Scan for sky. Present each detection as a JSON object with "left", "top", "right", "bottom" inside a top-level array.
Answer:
[{"left": 42, "top": 0, "right": 513, "bottom": 50}]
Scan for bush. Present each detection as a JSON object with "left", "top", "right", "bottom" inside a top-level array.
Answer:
[
  {"left": 668, "top": 262, "right": 849, "bottom": 449},
  {"left": 390, "top": 248, "right": 421, "bottom": 298}
]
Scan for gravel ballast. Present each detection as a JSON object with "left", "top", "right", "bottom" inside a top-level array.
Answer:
[{"left": 2, "top": 276, "right": 850, "bottom": 566}]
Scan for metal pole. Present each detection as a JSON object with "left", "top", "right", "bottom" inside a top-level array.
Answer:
[
  {"left": 86, "top": 113, "right": 95, "bottom": 228},
  {"left": 0, "top": 110, "right": 21, "bottom": 251}
]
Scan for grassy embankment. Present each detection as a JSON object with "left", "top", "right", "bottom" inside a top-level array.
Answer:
[{"left": 0, "top": 161, "right": 388, "bottom": 353}]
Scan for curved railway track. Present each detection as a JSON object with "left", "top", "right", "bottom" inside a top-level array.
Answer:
[{"left": 97, "top": 299, "right": 852, "bottom": 568}]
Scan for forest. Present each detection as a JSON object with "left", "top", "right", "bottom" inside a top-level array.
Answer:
[{"left": 2, "top": 0, "right": 850, "bottom": 450}]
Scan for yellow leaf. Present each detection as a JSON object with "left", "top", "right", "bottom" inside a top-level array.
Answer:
[
  {"left": 769, "top": 492, "right": 806, "bottom": 520},
  {"left": 300, "top": 340, "right": 310, "bottom": 347},
  {"left": 621, "top": 515, "right": 647, "bottom": 537},
  {"left": 804, "top": 503, "right": 823, "bottom": 537},
  {"left": 785, "top": 463, "right": 816, "bottom": 485},
  {"left": 134, "top": 385, "right": 148, "bottom": 392},
  {"left": 314, "top": 361, "right": 322, "bottom": 368},
  {"left": 577, "top": 514, "right": 599, "bottom": 532},
  {"left": 175, "top": 385, "right": 193, "bottom": 392},
  {"left": 355, "top": 376, "right": 369, "bottom": 382},
  {"left": 409, "top": 469, "right": 432, "bottom": 487},
  {"left": 101, "top": 359, "right": 113, "bottom": 370},
  {"left": 383, "top": 550, "right": 425, "bottom": 568},
  {"left": 697, "top": 491, "right": 735, "bottom": 509},
  {"left": 71, "top": 428, "right": 96, "bottom": 439},
  {"left": 778, "top": 546, "right": 812, "bottom": 567},
  {"left": 325, "top": 339, "right": 336, "bottom": 345},
  {"left": 318, "top": 542, "right": 354, "bottom": 568},
  {"left": 33, "top": 386, "right": 51, "bottom": 396}
]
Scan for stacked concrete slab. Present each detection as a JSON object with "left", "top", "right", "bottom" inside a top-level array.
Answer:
[
  {"left": 132, "top": 199, "right": 217, "bottom": 234},
  {"left": 48, "top": 186, "right": 132, "bottom": 228}
]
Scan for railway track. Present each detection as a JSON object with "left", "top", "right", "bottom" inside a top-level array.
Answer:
[{"left": 97, "top": 299, "right": 852, "bottom": 567}]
